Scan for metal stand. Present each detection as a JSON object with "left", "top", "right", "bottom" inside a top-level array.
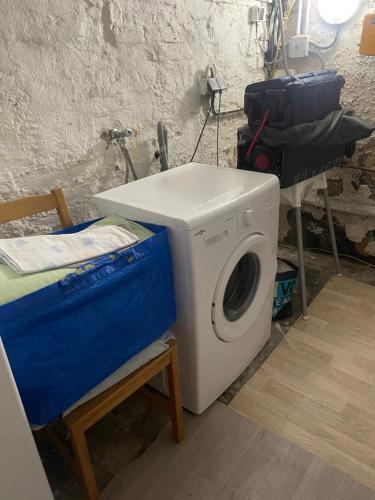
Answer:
[
  {"left": 323, "top": 188, "right": 341, "bottom": 276},
  {"left": 295, "top": 206, "right": 309, "bottom": 319},
  {"left": 281, "top": 173, "right": 341, "bottom": 320}
]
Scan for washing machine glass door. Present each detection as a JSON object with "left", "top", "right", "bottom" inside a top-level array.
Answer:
[{"left": 212, "top": 233, "right": 275, "bottom": 342}]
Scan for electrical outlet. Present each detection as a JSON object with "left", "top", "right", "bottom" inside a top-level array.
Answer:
[
  {"left": 248, "top": 6, "right": 265, "bottom": 24},
  {"left": 289, "top": 35, "right": 310, "bottom": 58},
  {"left": 208, "top": 77, "right": 228, "bottom": 93},
  {"left": 198, "top": 76, "right": 228, "bottom": 96}
]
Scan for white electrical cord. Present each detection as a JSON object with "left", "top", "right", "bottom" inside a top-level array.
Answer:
[{"left": 303, "top": 0, "right": 312, "bottom": 35}]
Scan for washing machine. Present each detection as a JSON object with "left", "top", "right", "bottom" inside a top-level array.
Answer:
[{"left": 94, "top": 163, "right": 280, "bottom": 414}]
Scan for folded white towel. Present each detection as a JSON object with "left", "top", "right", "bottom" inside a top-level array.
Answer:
[{"left": 0, "top": 225, "right": 139, "bottom": 274}]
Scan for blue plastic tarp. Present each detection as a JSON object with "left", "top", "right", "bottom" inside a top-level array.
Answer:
[{"left": 0, "top": 220, "right": 176, "bottom": 425}]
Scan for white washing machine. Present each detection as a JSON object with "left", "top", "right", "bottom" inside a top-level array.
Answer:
[{"left": 94, "top": 163, "right": 280, "bottom": 414}]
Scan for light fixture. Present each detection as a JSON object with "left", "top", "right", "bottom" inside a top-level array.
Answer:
[{"left": 317, "top": 0, "right": 361, "bottom": 25}]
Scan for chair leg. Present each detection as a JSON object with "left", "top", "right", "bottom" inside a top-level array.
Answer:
[
  {"left": 69, "top": 423, "right": 100, "bottom": 500},
  {"left": 167, "top": 345, "right": 184, "bottom": 443}
]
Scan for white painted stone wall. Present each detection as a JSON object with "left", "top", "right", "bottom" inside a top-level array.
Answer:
[{"left": 0, "top": 0, "right": 264, "bottom": 236}]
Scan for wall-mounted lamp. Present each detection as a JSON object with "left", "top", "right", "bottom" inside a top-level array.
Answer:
[{"left": 317, "top": 0, "right": 361, "bottom": 25}]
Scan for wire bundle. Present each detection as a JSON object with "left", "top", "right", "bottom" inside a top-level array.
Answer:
[{"left": 264, "top": 0, "right": 296, "bottom": 79}]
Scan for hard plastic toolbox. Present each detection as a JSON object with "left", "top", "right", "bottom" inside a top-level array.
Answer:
[{"left": 244, "top": 69, "right": 345, "bottom": 129}]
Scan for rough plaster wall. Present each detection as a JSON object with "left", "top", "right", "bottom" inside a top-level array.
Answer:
[
  {"left": 0, "top": 0, "right": 264, "bottom": 236},
  {"left": 281, "top": 0, "right": 375, "bottom": 259}
]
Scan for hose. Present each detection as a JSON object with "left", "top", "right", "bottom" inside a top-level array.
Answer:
[
  {"left": 118, "top": 143, "right": 138, "bottom": 181},
  {"left": 157, "top": 121, "right": 169, "bottom": 171}
]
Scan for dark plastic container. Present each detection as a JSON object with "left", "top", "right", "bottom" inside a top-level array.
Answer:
[{"left": 244, "top": 70, "right": 345, "bottom": 129}]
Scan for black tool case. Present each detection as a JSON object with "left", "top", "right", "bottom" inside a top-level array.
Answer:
[{"left": 244, "top": 70, "right": 345, "bottom": 129}]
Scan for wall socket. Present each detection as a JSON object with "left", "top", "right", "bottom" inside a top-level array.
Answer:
[{"left": 248, "top": 6, "right": 265, "bottom": 24}]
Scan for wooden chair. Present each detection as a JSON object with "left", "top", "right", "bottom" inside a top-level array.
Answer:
[
  {"left": 0, "top": 188, "right": 73, "bottom": 228},
  {"left": 0, "top": 189, "right": 184, "bottom": 500}
]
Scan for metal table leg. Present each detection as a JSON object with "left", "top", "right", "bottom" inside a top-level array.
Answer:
[
  {"left": 295, "top": 206, "right": 309, "bottom": 320},
  {"left": 323, "top": 188, "right": 341, "bottom": 276}
]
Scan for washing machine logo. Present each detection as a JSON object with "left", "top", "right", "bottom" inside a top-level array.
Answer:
[{"left": 195, "top": 229, "right": 206, "bottom": 236}]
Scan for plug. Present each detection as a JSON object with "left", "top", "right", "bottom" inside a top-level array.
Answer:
[{"left": 199, "top": 76, "right": 228, "bottom": 96}]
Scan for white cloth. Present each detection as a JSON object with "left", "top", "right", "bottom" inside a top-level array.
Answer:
[{"left": 0, "top": 225, "right": 139, "bottom": 274}]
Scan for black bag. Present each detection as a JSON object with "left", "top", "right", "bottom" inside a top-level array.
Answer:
[{"left": 244, "top": 70, "right": 345, "bottom": 129}]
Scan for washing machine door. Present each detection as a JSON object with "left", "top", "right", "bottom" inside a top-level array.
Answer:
[{"left": 211, "top": 233, "right": 275, "bottom": 343}]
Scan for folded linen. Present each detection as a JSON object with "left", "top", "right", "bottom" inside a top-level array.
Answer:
[{"left": 0, "top": 225, "right": 139, "bottom": 274}]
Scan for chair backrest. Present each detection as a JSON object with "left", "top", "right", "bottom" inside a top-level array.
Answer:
[{"left": 0, "top": 188, "right": 73, "bottom": 228}]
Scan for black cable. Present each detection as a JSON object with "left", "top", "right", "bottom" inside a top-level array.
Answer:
[
  {"left": 216, "top": 92, "right": 222, "bottom": 166},
  {"left": 190, "top": 102, "right": 212, "bottom": 163},
  {"left": 310, "top": 27, "right": 341, "bottom": 50},
  {"left": 211, "top": 93, "right": 243, "bottom": 116},
  {"left": 265, "top": 0, "right": 278, "bottom": 79},
  {"left": 255, "top": 22, "right": 264, "bottom": 55},
  {"left": 256, "top": 20, "right": 273, "bottom": 80}
]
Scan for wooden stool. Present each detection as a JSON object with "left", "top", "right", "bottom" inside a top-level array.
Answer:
[{"left": 46, "top": 340, "right": 184, "bottom": 500}]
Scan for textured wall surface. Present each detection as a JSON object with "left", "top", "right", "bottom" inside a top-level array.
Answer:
[
  {"left": 2, "top": 0, "right": 374, "bottom": 258},
  {"left": 281, "top": 0, "right": 375, "bottom": 259},
  {"left": 0, "top": 0, "right": 264, "bottom": 236}
]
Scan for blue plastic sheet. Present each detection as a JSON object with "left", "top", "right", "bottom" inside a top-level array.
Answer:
[{"left": 0, "top": 221, "right": 176, "bottom": 425}]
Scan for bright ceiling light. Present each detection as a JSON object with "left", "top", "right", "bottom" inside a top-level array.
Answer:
[{"left": 317, "top": 0, "right": 361, "bottom": 25}]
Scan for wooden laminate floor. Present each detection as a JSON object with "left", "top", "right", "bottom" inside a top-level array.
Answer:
[
  {"left": 102, "top": 402, "right": 375, "bottom": 500},
  {"left": 231, "top": 275, "right": 375, "bottom": 491}
]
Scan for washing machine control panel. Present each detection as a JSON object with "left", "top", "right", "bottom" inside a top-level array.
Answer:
[
  {"left": 239, "top": 198, "right": 278, "bottom": 236},
  {"left": 242, "top": 208, "right": 254, "bottom": 227},
  {"left": 239, "top": 207, "right": 255, "bottom": 231}
]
